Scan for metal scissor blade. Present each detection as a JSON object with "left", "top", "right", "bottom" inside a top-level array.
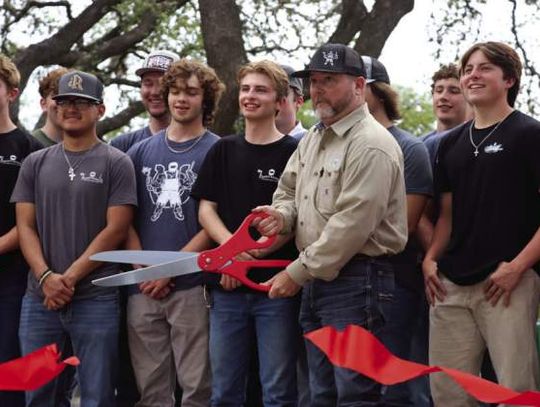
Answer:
[
  {"left": 92, "top": 255, "right": 201, "bottom": 287},
  {"left": 90, "top": 250, "right": 196, "bottom": 265}
]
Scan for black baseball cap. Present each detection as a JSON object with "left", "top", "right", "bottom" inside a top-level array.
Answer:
[
  {"left": 361, "top": 56, "right": 390, "bottom": 84},
  {"left": 292, "top": 43, "right": 366, "bottom": 78},
  {"left": 280, "top": 64, "right": 304, "bottom": 96},
  {"left": 53, "top": 71, "right": 103, "bottom": 103}
]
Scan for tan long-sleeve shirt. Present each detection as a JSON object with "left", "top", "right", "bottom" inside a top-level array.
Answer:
[{"left": 273, "top": 103, "right": 408, "bottom": 285}]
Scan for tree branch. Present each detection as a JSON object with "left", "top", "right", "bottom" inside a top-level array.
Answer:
[
  {"left": 97, "top": 100, "right": 145, "bottom": 137},
  {"left": 354, "top": 0, "right": 414, "bottom": 57},
  {"left": 327, "top": 0, "right": 369, "bottom": 44},
  {"left": 13, "top": 0, "right": 123, "bottom": 90}
]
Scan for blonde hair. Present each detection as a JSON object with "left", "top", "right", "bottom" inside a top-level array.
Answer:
[{"left": 237, "top": 60, "right": 289, "bottom": 101}]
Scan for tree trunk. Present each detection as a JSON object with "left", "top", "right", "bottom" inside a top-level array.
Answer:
[{"left": 199, "top": 0, "right": 247, "bottom": 136}]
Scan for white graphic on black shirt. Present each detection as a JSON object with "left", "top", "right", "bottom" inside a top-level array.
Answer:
[
  {"left": 79, "top": 171, "right": 104, "bottom": 183},
  {"left": 142, "top": 161, "right": 197, "bottom": 222},
  {"left": 484, "top": 142, "right": 504, "bottom": 154},
  {"left": 0, "top": 154, "right": 21, "bottom": 166},
  {"left": 257, "top": 168, "right": 279, "bottom": 183}
]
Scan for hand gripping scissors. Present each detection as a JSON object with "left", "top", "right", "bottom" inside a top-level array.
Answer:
[{"left": 90, "top": 213, "right": 289, "bottom": 292}]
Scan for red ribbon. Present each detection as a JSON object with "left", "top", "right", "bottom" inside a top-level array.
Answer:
[
  {"left": 305, "top": 325, "right": 540, "bottom": 406},
  {"left": 0, "top": 344, "right": 79, "bottom": 391}
]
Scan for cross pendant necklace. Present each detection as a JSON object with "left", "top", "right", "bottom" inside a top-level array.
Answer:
[{"left": 68, "top": 167, "right": 76, "bottom": 181}]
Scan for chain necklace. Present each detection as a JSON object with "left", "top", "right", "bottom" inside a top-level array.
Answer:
[
  {"left": 164, "top": 128, "right": 206, "bottom": 154},
  {"left": 61, "top": 142, "right": 100, "bottom": 181},
  {"left": 468, "top": 111, "right": 513, "bottom": 157}
]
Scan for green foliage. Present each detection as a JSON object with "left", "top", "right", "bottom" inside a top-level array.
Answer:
[
  {"left": 396, "top": 85, "right": 435, "bottom": 137},
  {"left": 297, "top": 99, "right": 318, "bottom": 130}
]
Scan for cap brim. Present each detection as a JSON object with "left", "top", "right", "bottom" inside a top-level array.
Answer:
[
  {"left": 292, "top": 68, "right": 364, "bottom": 78},
  {"left": 291, "top": 69, "right": 312, "bottom": 78},
  {"left": 52, "top": 93, "right": 102, "bottom": 103},
  {"left": 289, "top": 86, "right": 303, "bottom": 95},
  {"left": 135, "top": 67, "right": 167, "bottom": 77}
]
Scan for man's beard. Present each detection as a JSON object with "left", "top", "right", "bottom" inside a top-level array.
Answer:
[
  {"left": 314, "top": 104, "right": 337, "bottom": 121},
  {"left": 313, "top": 91, "right": 354, "bottom": 122}
]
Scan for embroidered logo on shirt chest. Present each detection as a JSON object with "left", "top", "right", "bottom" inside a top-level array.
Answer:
[
  {"left": 484, "top": 142, "right": 504, "bottom": 154},
  {"left": 0, "top": 154, "right": 21, "bottom": 166},
  {"left": 80, "top": 171, "right": 104, "bottom": 183},
  {"left": 327, "top": 155, "right": 342, "bottom": 171},
  {"left": 257, "top": 168, "right": 279, "bottom": 183}
]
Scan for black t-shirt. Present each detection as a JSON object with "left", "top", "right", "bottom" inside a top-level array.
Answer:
[
  {"left": 0, "top": 128, "right": 43, "bottom": 296},
  {"left": 191, "top": 134, "right": 299, "bottom": 288},
  {"left": 435, "top": 110, "right": 540, "bottom": 285}
]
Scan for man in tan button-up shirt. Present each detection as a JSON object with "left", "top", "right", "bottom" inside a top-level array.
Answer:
[{"left": 255, "top": 43, "right": 407, "bottom": 406}]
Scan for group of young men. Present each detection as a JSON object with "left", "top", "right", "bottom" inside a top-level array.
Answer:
[{"left": 0, "top": 39, "right": 539, "bottom": 407}]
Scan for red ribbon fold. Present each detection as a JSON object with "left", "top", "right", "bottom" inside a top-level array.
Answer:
[
  {"left": 305, "top": 325, "right": 540, "bottom": 406},
  {"left": 0, "top": 344, "right": 79, "bottom": 391}
]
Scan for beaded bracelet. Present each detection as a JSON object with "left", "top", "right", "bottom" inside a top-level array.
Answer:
[{"left": 38, "top": 269, "right": 53, "bottom": 286}]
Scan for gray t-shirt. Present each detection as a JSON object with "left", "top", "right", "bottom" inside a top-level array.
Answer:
[{"left": 11, "top": 142, "right": 137, "bottom": 299}]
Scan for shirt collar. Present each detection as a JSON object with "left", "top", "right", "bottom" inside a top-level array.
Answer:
[{"left": 330, "top": 103, "right": 369, "bottom": 137}]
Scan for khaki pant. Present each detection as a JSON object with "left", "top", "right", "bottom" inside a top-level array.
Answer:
[
  {"left": 127, "top": 286, "right": 211, "bottom": 407},
  {"left": 429, "top": 269, "right": 540, "bottom": 407}
]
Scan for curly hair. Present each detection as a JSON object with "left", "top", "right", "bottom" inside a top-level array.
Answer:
[
  {"left": 161, "top": 59, "right": 225, "bottom": 126},
  {"left": 430, "top": 63, "right": 459, "bottom": 94},
  {"left": 0, "top": 54, "right": 20, "bottom": 90},
  {"left": 460, "top": 41, "right": 522, "bottom": 107},
  {"left": 38, "top": 67, "right": 70, "bottom": 98},
  {"left": 237, "top": 60, "right": 289, "bottom": 101}
]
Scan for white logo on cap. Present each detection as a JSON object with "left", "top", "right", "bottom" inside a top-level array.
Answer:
[
  {"left": 146, "top": 55, "right": 173, "bottom": 70},
  {"left": 322, "top": 51, "right": 339, "bottom": 66},
  {"left": 68, "top": 74, "right": 84, "bottom": 91}
]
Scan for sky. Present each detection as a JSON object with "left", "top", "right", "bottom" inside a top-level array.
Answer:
[{"left": 380, "top": 0, "right": 539, "bottom": 95}]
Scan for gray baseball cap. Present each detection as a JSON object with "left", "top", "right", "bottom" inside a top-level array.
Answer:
[
  {"left": 280, "top": 64, "right": 304, "bottom": 96},
  {"left": 361, "top": 56, "right": 390, "bottom": 84},
  {"left": 53, "top": 71, "right": 104, "bottom": 103},
  {"left": 135, "top": 50, "right": 180, "bottom": 77}
]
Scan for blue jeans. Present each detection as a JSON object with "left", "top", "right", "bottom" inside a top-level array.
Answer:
[
  {"left": 379, "top": 281, "right": 432, "bottom": 407},
  {"left": 0, "top": 294, "right": 25, "bottom": 406},
  {"left": 209, "top": 290, "right": 300, "bottom": 407},
  {"left": 299, "top": 257, "right": 394, "bottom": 407},
  {"left": 19, "top": 293, "right": 119, "bottom": 407}
]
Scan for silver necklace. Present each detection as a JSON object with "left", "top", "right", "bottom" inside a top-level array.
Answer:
[
  {"left": 468, "top": 112, "right": 512, "bottom": 157},
  {"left": 61, "top": 142, "right": 99, "bottom": 181},
  {"left": 164, "top": 128, "right": 206, "bottom": 154}
]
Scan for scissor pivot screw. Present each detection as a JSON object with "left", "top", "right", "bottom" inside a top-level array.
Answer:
[{"left": 205, "top": 258, "right": 212, "bottom": 265}]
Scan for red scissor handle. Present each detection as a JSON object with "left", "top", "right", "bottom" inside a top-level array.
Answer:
[{"left": 198, "top": 212, "right": 291, "bottom": 292}]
